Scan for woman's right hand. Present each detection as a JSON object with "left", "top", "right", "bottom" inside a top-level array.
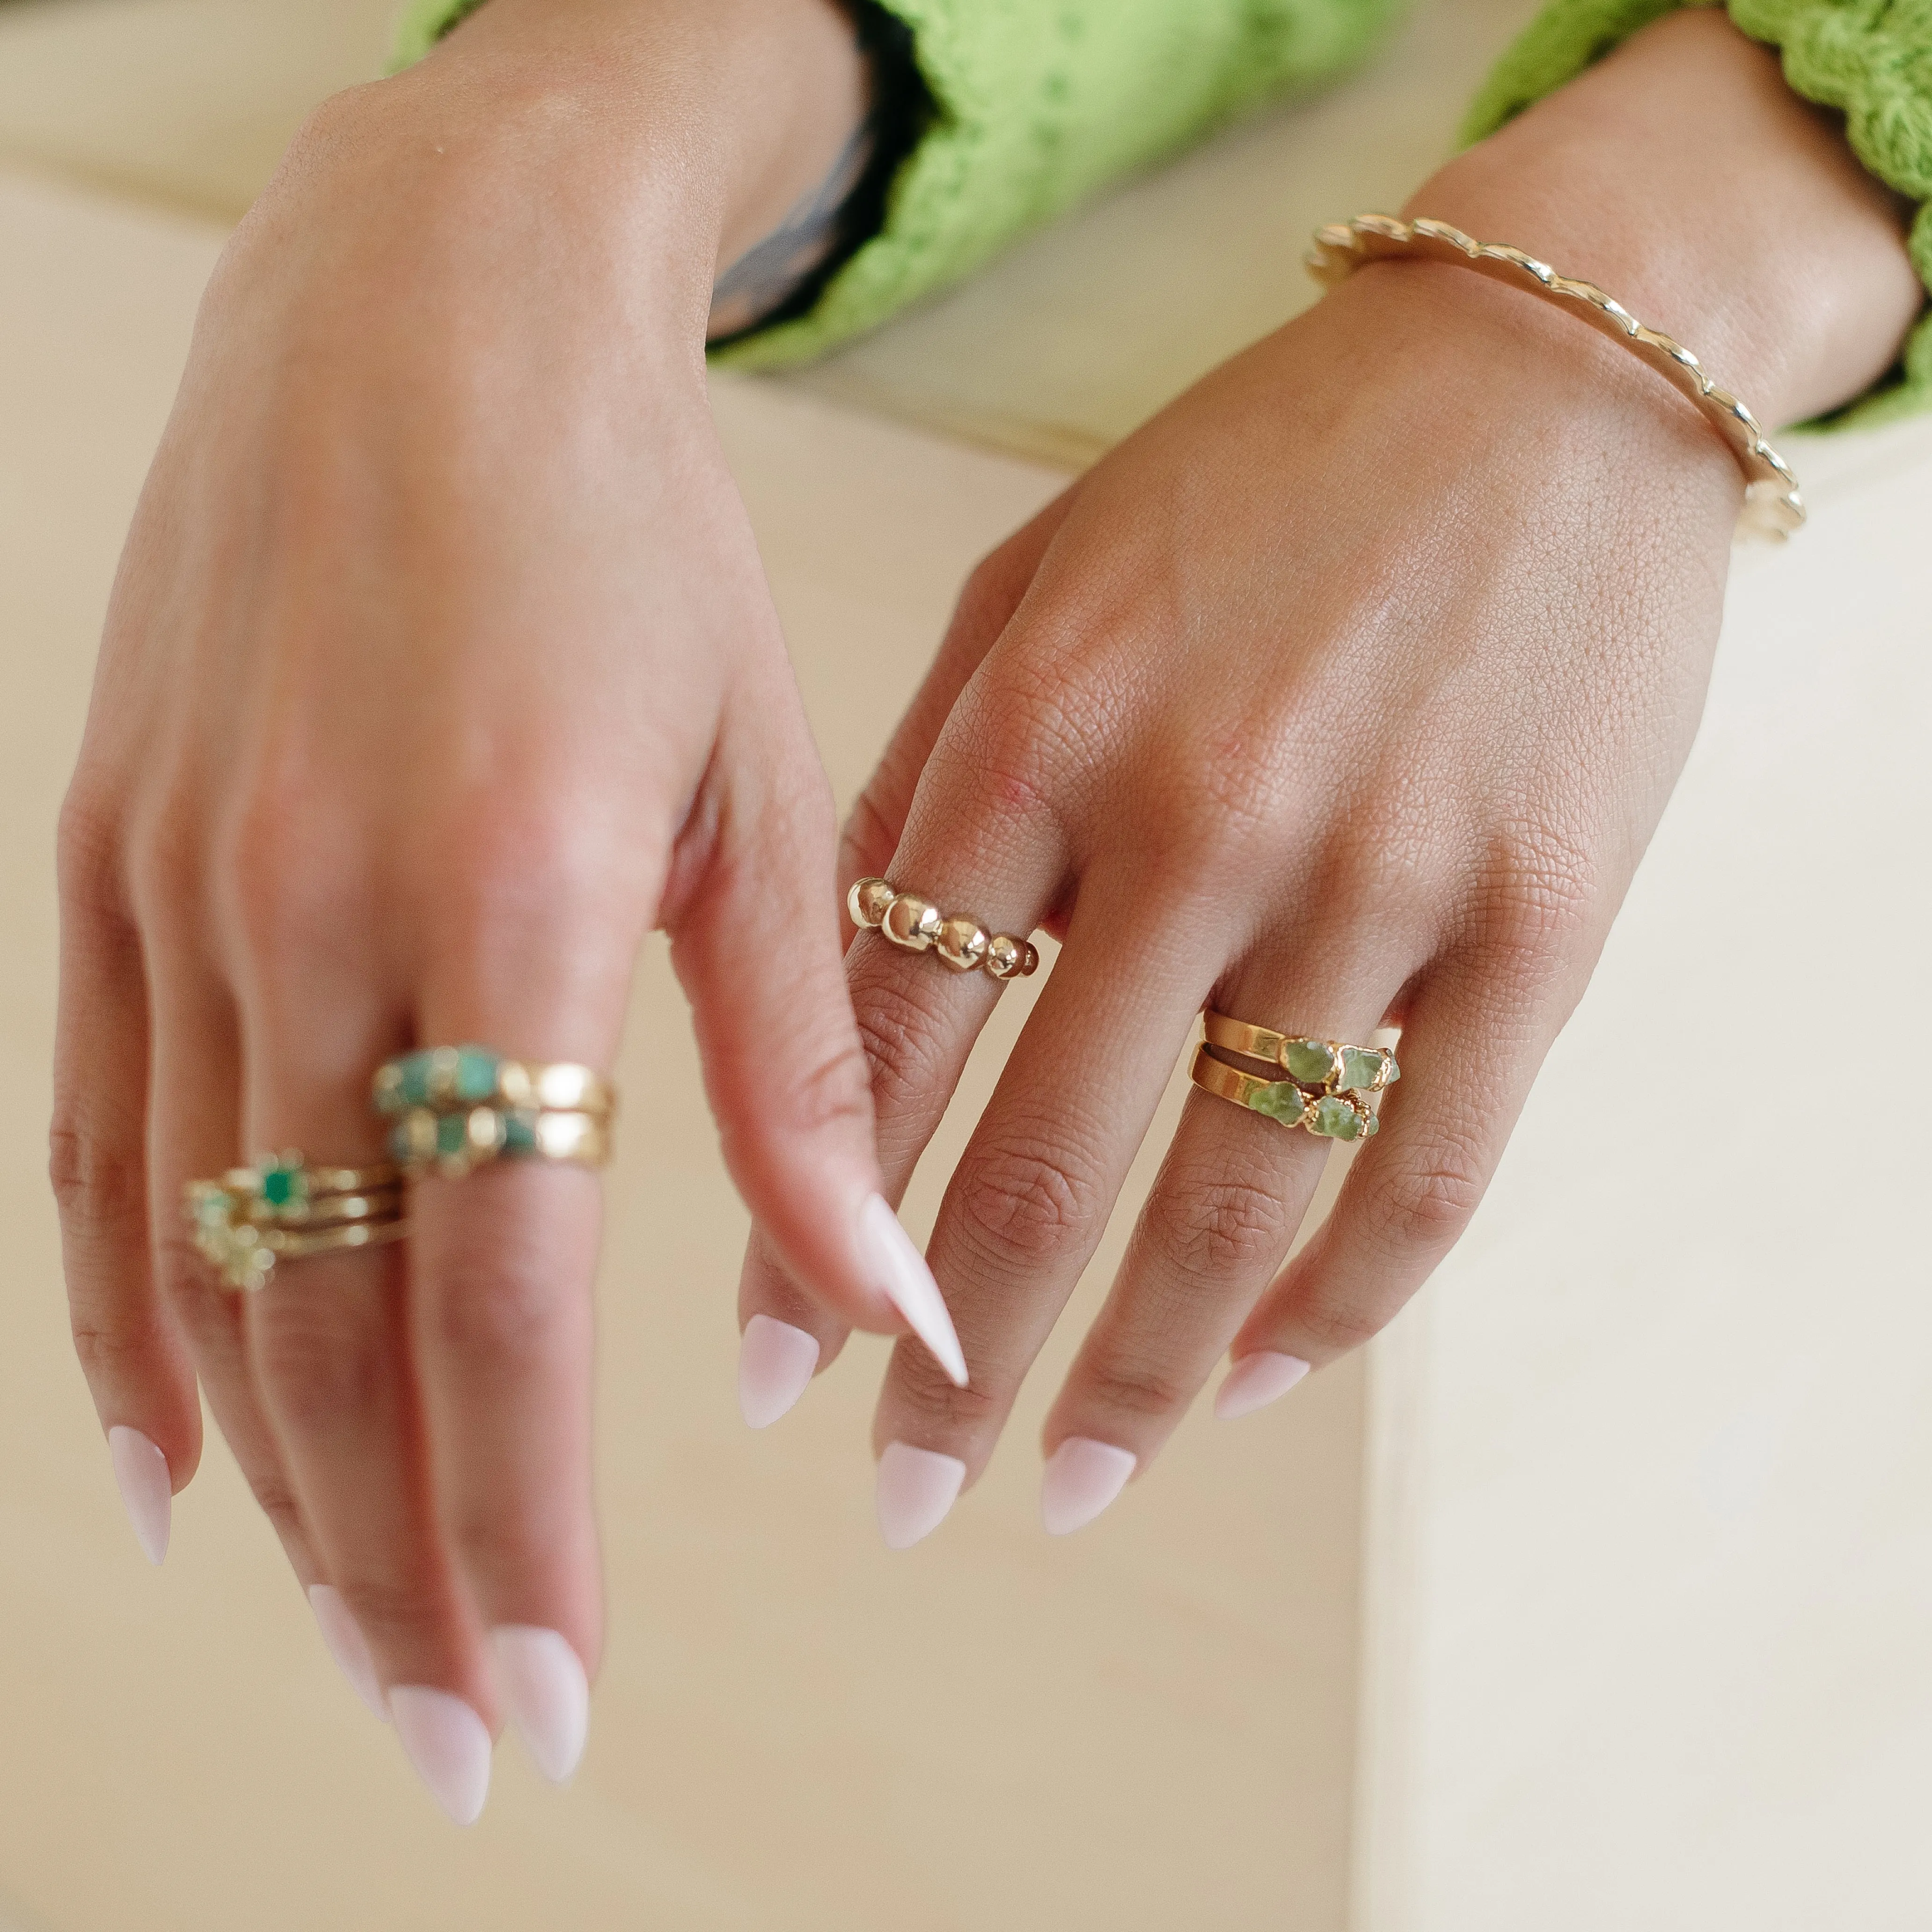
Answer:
[{"left": 49, "top": 0, "right": 956, "bottom": 1819}]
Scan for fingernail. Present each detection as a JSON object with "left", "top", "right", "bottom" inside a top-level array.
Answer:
[
  {"left": 107, "top": 1426, "right": 170, "bottom": 1565},
  {"left": 738, "top": 1314, "right": 821, "bottom": 1428},
  {"left": 491, "top": 1626, "right": 589, "bottom": 1784},
  {"left": 875, "top": 1441, "right": 966, "bottom": 1550},
  {"left": 1214, "top": 1351, "right": 1311, "bottom": 1420},
  {"left": 1040, "top": 1437, "right": 1136, "bottom": 1536},
  {"left": 857, "top": 1193, "right": 967, "bottom": 1388},
  {"left": 389, "top": 1687, "right": 492, "bottom": 1824},
  {"left": 308, "top": 1585, "right": 388, "bottom": 1720}
]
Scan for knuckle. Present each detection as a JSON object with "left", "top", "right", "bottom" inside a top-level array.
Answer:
[
  {"left": 1373, "top": 1131, "right": 1490, "bottom": 1251},
  {"left": 217, "top": 777, "right": 357, "bottom": 961},
  {"left": 48, "top": 1120, "right": 146, "bottom": 1233},
  {"left": 1077, "top": 1351, "right": 1192, "bottom": 1422},
  {"left": 1471, "top": 825, "right": 1596, "bottom": 973},
  {"left": 774, "top": 1036, "right": 873, "bottom": 1139},
  {"left": 1291, "top": 1288, "right": 1384, "bottom": 1358},
  {"left": 849, "top": 973, "right": 954, "bottom": 1113},
  {"left": 1143, "top": 1171, "right": 1292, "bottom": 1283},
  {"left": 334, "top": 1571, "right": 433, "bottom": 1653},
  {"left": 56, "top": 783, "right": 127, "bottom": 914},
  {"left": 68, "top": 1308, "right": 154, "bottom": 1383},
  {"left": 887, "top": 1355, "right": 1003, "bottom": 1436},
  {"left": 243, "top": 1471, "right": 307, "bottom": 1544},
  {"left": 251, "top": 1300, "right": 388, "bottom": 1435},
  {"left": 952, "top": 1128, "right": 1098, "bottom": 1274}
]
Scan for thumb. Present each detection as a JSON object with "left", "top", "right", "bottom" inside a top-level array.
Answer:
[
  {"left": 839, "top": 484, "right": 1076, "bottom": 889},
  {"left": 669, "top": 675, "right": 966, "bottom": 1387}
]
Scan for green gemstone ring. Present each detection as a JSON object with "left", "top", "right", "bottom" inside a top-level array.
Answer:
[
  {"left": 373, "top": 1045, "right": 616, "bottom": 1179},
  {"left": 184, "top": 1154, "right": 406, "bottom": 1291},
  {"left": 1190, "top": 1046, "right": 1381, "bottom": 1143},
  {"left": 1201, "top": 1013, "right": 1398, "bottom": 1094}
]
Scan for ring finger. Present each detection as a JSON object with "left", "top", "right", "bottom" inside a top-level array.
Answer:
[{"left": 1037, "top": 949, "right": 1415, "bottom": 1531}]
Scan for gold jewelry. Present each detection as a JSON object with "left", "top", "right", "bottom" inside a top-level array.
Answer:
[
  {"left": 846, "top": 878, "right": 1039, "bottom": 979},
  {"left": 1202, "top": 1013, "right": 1398, "bottom": 1093},
  {"left": 1306, "top": 214, "right": 1803, "bottom": 542},
  {"left": 371, "top": 1046, "right": 614, "bottom": 1121},
  {"left": 1190, "top": 1047, "right": 1380, "bottom": 1143},
  {"left": 372, "top": 1044, "right": 617, "bottom": 1178},
  {"left": 184, "top": 1154, "right": 407, "bottom": 1292},
  {"left": 385, "top": 1105, "right": 613, "bottom": 1178}
]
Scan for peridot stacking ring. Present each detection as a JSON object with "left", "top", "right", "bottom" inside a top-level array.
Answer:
[
  {"left": 847, "top": 877, "right": 1039, "bottom": 979},
  {"left": 1190, "top": 1048, "right": 1381, "bottom": 1142},
  {"left": 184, "top": 1153, "right": 406, "bottom": 1292},
  {"left": 1201, "top": 1013, "right": 1398, "bottom": 1093},
  {"left": 372, "top": 1045, "right": 616, "bottom": 1179}
]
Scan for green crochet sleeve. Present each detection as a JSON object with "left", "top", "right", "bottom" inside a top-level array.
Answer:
[
  {"left": 389, "top": 0, "right": 1405, "bottom": 370},
  {"left": 1464, "top": 0, "right": 1932, "bottom": 428}
]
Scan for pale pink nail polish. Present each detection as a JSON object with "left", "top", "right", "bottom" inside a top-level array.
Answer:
[
  {"left": 875, "top": 1441, "right": 966, "bottom": 1550},
  {"left": 857, "top": 1194, "right": 968, "bottom": 1388},
  {"left": 1214, "top": 1351, "right": 1311, "bottom": 1420},
  {"left": 738, "top": 1314, "right": 820, "bottom": 1428},
  {"left": 1040, "top": 1437, "right": 1136, "bottom": 1536},
  {"left": 389, "top": 1686, "right": 492, "bottom": 1825},
  {"left": 309, "top": 1585, "right": 388, "bottom": 1720},
  {"left": 491, "top": 1626, "right": 589, "bottom": 1784},
  {"left": 107, "top": 1425, "right": 170, "bottom": 1566}
]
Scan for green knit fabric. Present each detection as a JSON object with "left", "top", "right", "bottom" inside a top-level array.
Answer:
[
  {"left": 390, "top": 0, "right": 1406, "bottom": 370},
  {"left": 1465, "top": 0, "right": 1932, "bottom": 426},
  {"left": 390, "top": 0, "right": 1931, "bottom": 420}
]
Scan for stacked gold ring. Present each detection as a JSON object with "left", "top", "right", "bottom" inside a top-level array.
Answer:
[
  {"left": 373, "top": 1044, "right": 615, "bottom": 1178},
  {"left": 1191, "top": 1011, "right": 1401, "bottom": 1144},
  {"left": 184, "top": 1154, "right": 406, "bottom": 1293},
  {"left": 847, "top": 878, "right": 1039, "bottom": 979}
]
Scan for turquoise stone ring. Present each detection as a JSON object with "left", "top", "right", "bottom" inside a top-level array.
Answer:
[{"left": 372, "top": 1045, "right": 615, "bottom": 1179}]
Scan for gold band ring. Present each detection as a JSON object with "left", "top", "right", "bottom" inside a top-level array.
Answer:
[
  {"left": 847, "top": 878, "right": 1039, "bottom": 979},
  {"left": 1190, "top": 1047, "right": 1380, "bottom": 1142},
  {"left": 386, "top": 1105, "right": 612, "bottom": 1179},
  {"left": 1202, "top": 1013, "right": 1398, "bottom": 1093},
  {"left": 372, "top": 1046, "right": 614, "bottom": 1121},
  {"left": 185, "top": 1153, "right": 408, "bottom": 1292}
]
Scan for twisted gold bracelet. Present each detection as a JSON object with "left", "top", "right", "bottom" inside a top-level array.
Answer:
[{"left": 1306, "top": 214, "right": 1803, "bottom": 542}]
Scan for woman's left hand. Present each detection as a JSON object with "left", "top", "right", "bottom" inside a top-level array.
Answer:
[{"left": 736, "top": 10, "right": 1921, "bottom": 1537}]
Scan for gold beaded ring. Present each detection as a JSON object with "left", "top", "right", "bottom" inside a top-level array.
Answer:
[{"left": 847, "top": 878, "right": 1039, "bottom": 979}]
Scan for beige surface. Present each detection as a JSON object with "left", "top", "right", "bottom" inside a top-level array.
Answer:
[{"left": 0, "top": 164, "right": 1368, "bottom": 1932}]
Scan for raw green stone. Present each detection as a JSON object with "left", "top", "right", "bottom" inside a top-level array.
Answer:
[
  {"left": 1282, "top": 1038, "right": 1338, "bottom": 1085},
  {"left": 454, "top": 1046, "right": 502, "bottom": 1103},
  {"left": 435, "top": 1111, "right": 469, "bottom": 1157},
  {"left": 502, "top": 1112, "right": 537, "bottom": 1156},
  {"left": 1339, "top": 1047, "right": 1384, "bottom": 1092},
  {"left": 1311, "top": 1095, "right": 1366, "bottom": 1141},
  {"left": 1249, "top": 1081, "right": 1309, "bottom": 1126}
]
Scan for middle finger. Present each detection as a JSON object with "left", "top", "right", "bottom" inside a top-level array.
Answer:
[{"left": 870, "top": 868, "right": 1211, "bottom": 1544}]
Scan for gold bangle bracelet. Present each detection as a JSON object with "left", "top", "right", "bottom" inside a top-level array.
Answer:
[{"left": 1306, "top": 214, "right": 1803, "bottom": 542}]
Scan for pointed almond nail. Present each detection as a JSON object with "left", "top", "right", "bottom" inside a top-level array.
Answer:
[
  {"left": 738, "top": 1314, "right": 820, "bottom": 1428},
  {"left": 390, "top": 1687, "right": 491, "bottom": 1824},
  {"left": 107, "top": 1426, "right": 170, "bottom": 1565},
  {"left": 309, "top": 1585, "right": 388, "bottom": 1720},
  {"left": 491, "top": 1626, "right": 589, "bottom": 1783},
  {"left": 1214, "top": 1351, "right": 1311, "bottom": 1420},
  {"left": 857, "top": 1194, "right": 967, "bottom": 1387},
  {"left": 1040, "top": 1437, "right": 1136, "bottom": 1536},
  {"left": 875, "top": 1441, "right": 966, "bottom": 1550}
]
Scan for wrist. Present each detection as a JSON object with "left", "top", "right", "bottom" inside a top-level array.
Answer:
[
  {"left": 369, "top": 0, "right": 865, "bottom": 319},
  {"left": 1409, "top": 8, "right": 1921, "bottom": 429}
]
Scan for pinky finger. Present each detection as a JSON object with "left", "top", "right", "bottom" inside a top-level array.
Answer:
[
  {"left": 51, "top": 825, "right": 199, "bottom": 1562},
  {"left": 1224, "top": 958, "right": 1555, "bottom": 1391}
]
